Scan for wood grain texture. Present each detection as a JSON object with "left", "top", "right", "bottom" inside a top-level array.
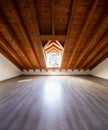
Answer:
[
  {"left": 0, "top": 76, "right": 108, "bottom": 130},
  {"left": 0, "top": 0, "right": 108, "bottom": 70}
]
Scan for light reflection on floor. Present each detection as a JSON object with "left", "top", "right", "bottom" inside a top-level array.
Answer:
[
  {"left": 44, "top": 80, "right": 62, "bottom": 106},
  {"left": 17, "top": 79, "right": 32, "bottom": 82}
]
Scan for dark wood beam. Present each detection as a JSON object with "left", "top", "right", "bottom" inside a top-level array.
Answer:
[
  {"left": 28, "top": 0, "right": 47, "bottom": 69},
  {"left": 86, "top": 45, "right": 108, "bottom": 70},
  {"left": 0, "top": 34, "right": 25, "bottom": 69},
  {"left": 51, "top": 0, "right": 55, "bottom": 36},
  {"left": 0, "top": 47, "right": 23, "bottom": 71},
  {"left": 8, "top": 0, "right": 41, "bottom": 69},
  {"left": 61, "top": 0, "right": 79, "bottom": 69},
  {"left": 67, "top": 0, "right": 99, "bottom": 69},
  {"left": 40, "top": 35, "right": 66, "bottom": 41},
  {"left": 73, "top": 12, "right": 108, "bottom": 69},
  {"left": 0, "top": 13, "right": 34, "bottom": 69},
  {"left": 81, "top": 31, "right": 108, "bottom": 69},
  {"left": 90, "top": 52, "right": 108, "bottom": 70}
]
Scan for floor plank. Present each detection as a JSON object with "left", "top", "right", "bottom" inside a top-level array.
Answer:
[{"left": 0, "top": 76, "right": 108, "bottom": 130}]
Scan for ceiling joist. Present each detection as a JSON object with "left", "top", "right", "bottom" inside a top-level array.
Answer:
[
  {"left": 8, "top": 0, "right": 41, "bottom": 69},
  {"left": 67, "top": 0, "right": 99, "bottom": 69},
  {"left": 61, "top": 0, "right": 79, "bottom": 69},
  {"left": 0, "top": 47, "right": 23, "bottom": 70},
  {"left": 40, "top": 35, "right": 66, "bottom": 41},
  {"left": 0, "top": 0, "right": 107, "bottom": 70},
  {"left": 81, "top": 31, "right": 108, "bottom": 69},
  {"left": 73, "top": 12, "right": 108, "bottom": 69},
  {"left": 0, "top": 34, "right": 25, "bottom": 69},
  {"left": 29, "top": 0, "right": 47, "bottom": 69},
  {"left": 0, "top": 12, "right": 34, "bottom": 69},
  {"left": 86, "top": 45, "right": 108, "bottom": 70},
  {"left": 51, "top": 0, "right": 55, "bottom": 36}
]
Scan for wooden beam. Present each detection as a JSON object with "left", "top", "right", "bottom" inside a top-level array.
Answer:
[
  {"left": 0, "top": 13, "right": 34, "bottom": 69},
  {"left": 67, "top": 0, "right": 99, "bottom": 69},
  {"left": 0, "top": 34, "right": 26, "bottom": 69},
  {"left": 90, "top": 52, "right": 108, "bottom": 70},
  {"left": 81, "top": 31, "right": 108, "bottom": 69},
  {"left": 51, "top": 0, "right": 55, "bottom": 36},
  {"left": 73, "top": 12, "right": 108, "bottom": 69},
  {"left": 86, "top": 45, "right": 108, "bottom": 70},
  {"left": 8, "top": 0, "right": 41, "bottom": 69},
  {"left": 0, "top": 47, "right": 23, "bottom": 71},
  {"left": 28, "top": 0, "right": 47, "bottom": 69},
  {"left": 40, "top": 35, "right": 66, "bottom": 41},
  {"left": 61, "top": 0, "right": 79, "bottom": 69}
]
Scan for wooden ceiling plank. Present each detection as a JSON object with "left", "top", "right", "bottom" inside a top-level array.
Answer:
[
  {"left": 67, "top": 0, "right": 99, "bottom": 69},
  {"left": 81, "top": 31, "right": 108, "bottom": 69},
  {"left": 8, "top": 0, "right": 41, "bottom": 69},
  {"left": 0, "top": 34, "right": 25, "bottom": 69},
  {"left": 40, "top": 35, "right": 66, "bottom": 40},
  {"left": 51, "top": 0, "right": 55, "bottom": 36},
  {"left": 61, "top": 0, "right": 79, "bottom": 69},
  {"left": 0, "top": 13, "right": 34, "bottom": 69},
  {"left": 73, "top": 12, "right": 108, "bottom": 69},
  {"left": 85, "top": 45, "right": 108, "bottom": 70}
]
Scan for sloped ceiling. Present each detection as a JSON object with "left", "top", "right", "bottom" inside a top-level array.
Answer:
[{"left": 0, "top": 0, "right": 108, "bottom": 71}]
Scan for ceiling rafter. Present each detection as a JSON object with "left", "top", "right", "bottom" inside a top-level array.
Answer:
[
  {"left": 85, "top": 45, "right": 108, "bottom": 70},
  {"left": 61, "top": 0, "right": 79, "bottom": 69},
  {"left": 0, "top": 34, "right": 25, "bottom": 70},
  {"left": 0, "top": 12, "right": 34, "bottom": 69},
  {"left": 73, "top": 12, "right": 108, "bottom": 69},
  {"left": 51, "top": 0, "right": 55, "bottom": 36},
  {"left": 0, "top": 47, "right": 23, "bottom": 70},
  {"left": 0, "top": 0, "right": 107, "bottom": 70},
  {"left": 67, "top": 0, "right": 99, "bottom": 69},
  {"left": 29, "top": 0, "right": 46, "bottom": 69},
  {"left": 40, "top": 35, "right": 66, "bottom": 41},
  {"left": 81, "top": 31, "right": 108, "bottom": 69},
  {"left": 90, "top": 53, "right": 108, "bottom": 70},
  {"left": 8, "top": 0, "right": 41, "bottom": 69}
]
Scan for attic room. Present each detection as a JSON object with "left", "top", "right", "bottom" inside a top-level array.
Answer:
[{"left": 0, "top": 0, "right": 108, "bottom": 130}]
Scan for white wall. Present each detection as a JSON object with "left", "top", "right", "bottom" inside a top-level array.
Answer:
[
  {"left": 22, "top": 69, "right": 90, "bottom": 76},
  {"left": 0, "top": 54, "right": 22, "bottom": 81},
  {"left": 90, "top": 58, "right": 108, "bottom": 80},
  {"left": 0, "top": 52, "right": 108, "bottom": 80}
]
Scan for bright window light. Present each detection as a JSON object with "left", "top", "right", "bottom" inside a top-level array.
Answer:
[
  {"left": 46, "top": 52, "right": 61, "bottom": 68},
  {"left": 44, "top": 40, "right": 64, "bottom": 68}
]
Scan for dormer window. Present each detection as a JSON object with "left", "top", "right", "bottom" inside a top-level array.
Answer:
[{"left": 44, "top": 40, "right": 64, "bottom": 68}]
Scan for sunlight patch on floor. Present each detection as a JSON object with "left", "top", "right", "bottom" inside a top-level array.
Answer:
[
  {"left": 44, "top": 80, "right": 62, "bottom": 106},
  {"left": 18, "top": 79, "right": 32, "bottom": 82}
]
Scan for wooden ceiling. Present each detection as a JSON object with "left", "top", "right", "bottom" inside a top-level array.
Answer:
[{"left": 0, "top": 0, "right": 108, "bottom": 71}]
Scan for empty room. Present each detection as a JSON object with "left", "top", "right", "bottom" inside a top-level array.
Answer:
[{"left": 0, "top": 0, "right": 108, "bottom": 130}]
